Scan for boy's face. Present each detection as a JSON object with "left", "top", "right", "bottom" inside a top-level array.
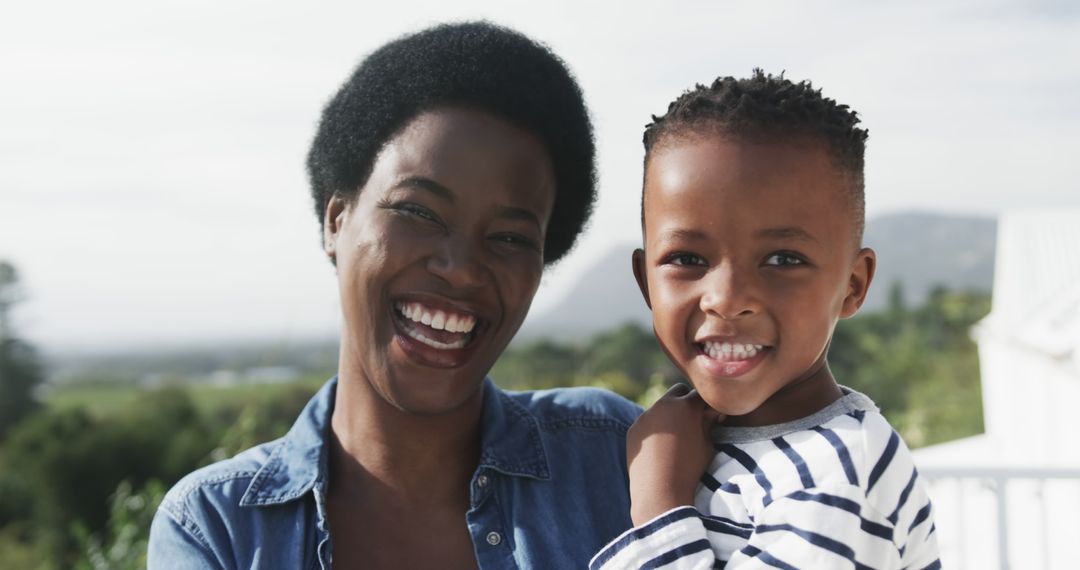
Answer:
[{"left": 634, "top": 135, "right": 875, "bottom": 424}]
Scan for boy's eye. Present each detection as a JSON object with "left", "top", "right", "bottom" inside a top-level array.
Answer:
[
  {"left": 663, "top": 253, "right": 707, "bottom": 267},
  {"left": 763, "top": 252, "right": 805, "bottom": 267}
]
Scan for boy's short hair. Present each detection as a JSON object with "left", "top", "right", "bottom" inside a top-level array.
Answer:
[
  {"left": 306, "top": 21, "right": 596, "bottom": 264},
  {"left": 643, "top": 70, "right": 869, "bottom": 244}
]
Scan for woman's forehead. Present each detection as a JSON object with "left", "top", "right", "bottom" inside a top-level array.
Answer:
[{"left": 373, "top": 108, "right": 556, "bottom": 213}]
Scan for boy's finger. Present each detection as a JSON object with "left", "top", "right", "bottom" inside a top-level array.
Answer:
[
  {"left": 682, "top": 390, "right": 724, "bottom": 424},
  {"left": 682, "top": 388, "right": 708, "bottom": 407}
]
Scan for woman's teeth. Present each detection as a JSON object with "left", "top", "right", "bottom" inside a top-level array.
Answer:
[
  {"left": 407, "top": 330, "right": 468, "bottom": 350},
  {"left": 397, "top": 302, "right": 476, "bottom": 334},
  {"left": 702, "top": 341, "right": 764, "bottom": 360}
]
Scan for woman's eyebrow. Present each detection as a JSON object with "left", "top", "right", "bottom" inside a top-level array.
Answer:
[
  {"left": 497, "top": 206, "right": 542, "bottom": 232},
  {"left": 393, "top": 176, "right": 454, "bottom": 202},
  {"left": 393, "top": 176, "right": 541, "bottom": 232}
]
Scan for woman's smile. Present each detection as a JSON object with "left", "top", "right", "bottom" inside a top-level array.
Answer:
[{"left": 391, "top": 297, "right": 483, "bottom": 368}]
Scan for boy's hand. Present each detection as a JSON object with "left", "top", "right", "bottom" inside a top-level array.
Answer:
[{"left": 627, "top": 383, "right": 724, "bottom": 526}]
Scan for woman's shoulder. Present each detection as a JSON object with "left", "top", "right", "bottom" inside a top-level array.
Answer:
[
  {"left": 158, "top": 379, "right": 334, "bottom": 517},
  {"left": 149, "top": 437, "right": 322, "bottom": 567},
  {"left": 157, "top": 438, "right": 283, "bottom": 521},
  {"left": 497, "top": 384, "right": 643, "bottom": 432}
]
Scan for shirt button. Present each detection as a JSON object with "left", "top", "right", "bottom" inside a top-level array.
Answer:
[
  {"left": 486, "top": 531, "right": 502, "bottom": 546},
  {"left": 477, "top": 475, "right": 489, "bottom": 488}
]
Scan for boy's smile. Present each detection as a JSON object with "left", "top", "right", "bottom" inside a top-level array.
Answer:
[{"left": 634, "top": 134, "right": 875, "bottom": 426}]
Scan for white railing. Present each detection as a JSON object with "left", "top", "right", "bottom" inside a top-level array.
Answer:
[{"left": 920, "top": 467, "right": 1080, "bottom": 570}]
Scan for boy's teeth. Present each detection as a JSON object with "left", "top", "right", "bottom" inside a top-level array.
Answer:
[
  {"left": 395, "top": 302, "right": 477, "bottom": 334},
  {"left": 703, "top": 341, "right": 764, "bottom": 360}
]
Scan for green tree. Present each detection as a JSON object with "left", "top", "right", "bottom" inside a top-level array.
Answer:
[
  {"left": 0, "top": 388, "right": 213, "bottom": 565},
  {"left": 831, "top": 288, "right": 989, "bottom": 446},
  {"left": 490, "top": 339, "right": 582, "bottom": 390},
  {"left": 74, "top": 479, "right": 165, "bottom": 570},
  {"left": 0, "top": 261, "right": 43, "bottom": 439},
  {"left": 887, "top": 280, "right": 906, "bottom": 317},
  {"left": 582, "top": 323, "right": 676, "bottom": 386}
]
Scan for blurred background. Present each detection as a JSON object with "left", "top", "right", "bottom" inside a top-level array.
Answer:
[{"left": 1, "top": 0, "right": 1077, "bottom": 568}]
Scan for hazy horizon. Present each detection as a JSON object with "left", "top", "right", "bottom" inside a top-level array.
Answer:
[{"left": 2, "top": 0, "right": 1077, "bottom": 353}]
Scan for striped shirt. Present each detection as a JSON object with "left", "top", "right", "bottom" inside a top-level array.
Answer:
[{"left": 590, "top": 389, "right": 940, "bottom": 569}]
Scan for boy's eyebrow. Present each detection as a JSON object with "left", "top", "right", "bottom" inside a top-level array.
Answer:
[
  {"left": 757, "top": 226, "right": 819, "bottom": 243},
  {"left": 393, "top": 176, "right": 454, "bottom": 202},
  {"left": 655, "top": 228, "right": 708, "bottom": 242}
]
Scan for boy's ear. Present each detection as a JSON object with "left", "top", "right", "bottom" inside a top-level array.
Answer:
[
  {"left": 323, "top": 195, "right": 349, "bottom": 263},
  {"left": 840, "top": 247, "right": 877, "bottom": 318},
  {"left": 631, "top": 248, "right": 652, "bottom": 309}
]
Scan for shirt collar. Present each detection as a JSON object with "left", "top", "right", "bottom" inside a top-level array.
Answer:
[
  {"left": 240, "top": 376, "right": 549, "bottom": 507},
  {"left": 476, "top": 378, "right": 550, "bottom": 480},
  {"left": 239, "top": 377, "right": 334, "bottom": 507}
]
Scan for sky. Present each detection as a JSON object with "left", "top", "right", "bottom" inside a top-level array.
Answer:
[{"left": 1, "top": 0, "right": 1077, "bottom": 353}]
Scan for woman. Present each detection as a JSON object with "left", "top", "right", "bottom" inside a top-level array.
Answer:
[{"left": 147, "top": 22, "right": 641, "bottom": 569}]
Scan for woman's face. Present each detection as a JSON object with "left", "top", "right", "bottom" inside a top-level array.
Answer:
[{"left": 325, "top": 108, "right": 556, "bottom": 415}]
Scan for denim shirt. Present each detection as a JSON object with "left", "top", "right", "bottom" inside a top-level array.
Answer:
[{"left": 148, "top": 377, "right": 642, "bottom": 569}]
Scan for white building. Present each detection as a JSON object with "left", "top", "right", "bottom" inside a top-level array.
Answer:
[{"left": 913, "top": 209, "right": 1080, "bottom": 570}]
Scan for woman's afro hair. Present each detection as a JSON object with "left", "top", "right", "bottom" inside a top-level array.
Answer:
[{"left": 306, "top": 21, "right": 596, "bottom": 264}]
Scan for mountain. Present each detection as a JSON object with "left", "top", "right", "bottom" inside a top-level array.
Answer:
[
  {"left": 518, "top": 211, "right": 997, "bottom": 342},
  {"left": 520, "top": 246, "right": 653, "bottom": 342},
  {"left": 860, "top": 212, "right": 996, "bottom": 311}
]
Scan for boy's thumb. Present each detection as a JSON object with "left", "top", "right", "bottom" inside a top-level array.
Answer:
[{"left": 663, "top": 383, "right": 693, "bottom": 399}]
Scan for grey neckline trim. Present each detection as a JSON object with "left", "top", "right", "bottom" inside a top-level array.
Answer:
[{"left": 709, "top": 386, "right": 879, "bottom": 444}]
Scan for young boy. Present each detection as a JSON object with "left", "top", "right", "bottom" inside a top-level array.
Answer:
[{"left": 590, "top": 71, "right": 941, "bottom": 569}]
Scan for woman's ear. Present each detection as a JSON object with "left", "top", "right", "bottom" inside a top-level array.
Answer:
[
  {"left": 840, "top": 247, "right": 877, "bottom": 318},
  {"left": 632, "top": 248, "right": 652, "bottom": 309},
  {"left": 323, "top": 195, "right": 349, "bottom": 263}
]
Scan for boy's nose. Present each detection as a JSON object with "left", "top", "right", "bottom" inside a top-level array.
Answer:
[
  {"left": 426, "top": 237, "right": 488, "bottom": 290},
  {"left": 699, "top": 265, "right": 758, "bottom": 319}
]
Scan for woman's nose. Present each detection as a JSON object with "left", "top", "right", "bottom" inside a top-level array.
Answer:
[
  {"left": 426, "top": 237, "right": 487, "bottom": 289},
  {"left": 699, "top": 265, "right": 759, "bottom": 320}
]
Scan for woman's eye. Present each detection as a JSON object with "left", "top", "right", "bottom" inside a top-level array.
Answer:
[
  {"left": 492, "top": 233, "right": 540, "bottom": 251},
  {"left": 391, "top": 202, "right": 441, "bottom": 225},
  {"left": 764, "top": 253, "right": 804, "bottom": 266},
  {"left": 664, "top": 253, "right": 706, "bottom": 267},
  {"left": 401, "top": 204, "right": 436, "bottom": 220}
]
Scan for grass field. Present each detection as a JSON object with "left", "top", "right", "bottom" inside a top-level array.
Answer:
[{"left": 43, "top": 373, "right": 332, "bottom": 417}]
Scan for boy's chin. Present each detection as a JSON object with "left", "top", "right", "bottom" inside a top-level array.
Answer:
[{"left": 692, "top": 383, "right": 772, "bottom": 418}]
